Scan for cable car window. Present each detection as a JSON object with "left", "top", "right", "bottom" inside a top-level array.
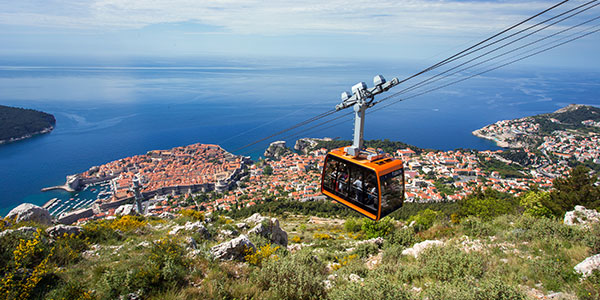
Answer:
[
  {"left": 380, "top": 168, "right": 404, "bottom": 218},
  {"left": 323, "top": 159, "right": 339, "bottom": 193},
  {"left": 338, "top": 163, "right": 350, "bottom": 198},
  {"left": 364, "top": 173, "right": 378, "bottom": 209},
  {"left": 322, "top": 155, "right": 378, "bottom": 216}
]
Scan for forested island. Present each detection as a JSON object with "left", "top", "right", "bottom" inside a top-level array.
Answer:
[{"left": 0, "top": 105, "right": 55, "bottom": 144}]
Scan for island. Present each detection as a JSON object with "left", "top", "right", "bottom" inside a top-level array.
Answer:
[{"left": 0, "top": 105, "right": 56, "bottom": 144}]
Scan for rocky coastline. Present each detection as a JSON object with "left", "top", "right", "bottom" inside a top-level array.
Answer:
[
  {"left": 0, "top": 125, "right": 54, "bottom": 145},
  {"left": 471, "top": 128, "right": 518, "bottom": 148}
]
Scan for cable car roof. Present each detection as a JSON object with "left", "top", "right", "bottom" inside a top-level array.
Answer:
[{"left": 327, "top": 147, "right": 404, "bottom": 176}]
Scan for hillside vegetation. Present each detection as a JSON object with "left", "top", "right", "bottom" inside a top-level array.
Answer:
[
  {"left": 1, "top": 167, "right": 599, "bottom": 300},
  {"left": 0, "top": 105, "right": 55, "bottom": 143}
]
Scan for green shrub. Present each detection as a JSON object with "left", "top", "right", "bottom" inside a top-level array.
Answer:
[
  {"left": 332, "top": 254, "right": 369, "bottom": 278},
  {"left": 82, "top": 220, "right": 123, "bottom": 244},
  {"left": 423, "top": 278, "right": 526, "bottom": 300},
  {"left": 344, "top": 217, "right": 363, "bottom": 233},
  {"left": 386, "top": 226, "right": 420, "bottom": 248},
  {"left": 328, "top": 275, "right": 413, "bottom": 300},
  {"left": 546, "top": 165, "right": 600, "bottom": 216},
  {"left": 419, "top": 245, "right": 486, "bottom": 282},
  {"left": 352, "top": 243, "right": 380, "bottom": 259},
  {"left": 584, "top": 222, "right": 600, "bottom": 254},
  {"left": 575, "top": 270, "right": 600, "bottom": 300},
  {"left": 253, "top": 251, "right": 326, "bottom": 300},
  {"left": 459, "top": 189, "right": 519, "bottom": 220},
  {"left": 407, "top": 209, "right": 441, "bottom": 232},
  {"left": 362, "top": 217, "right": 394, "bottom": 238},
  {"left": 462, "top": 216, "right": 496, "bottom": 237},
  {"left": 519, "top": 191, "right": 553, "bottom": 218},
  {"left": 97, "top": 237, "right": 189, "bottom": 299},
  {"left": 45, "top": 280, "right": 93, "bottom": 300},
  {"left": 511, "top": 215, "right": 583, "bottom": 243},
  {"left": 527, "top": 255, "right": 579, "bottom": 292}
]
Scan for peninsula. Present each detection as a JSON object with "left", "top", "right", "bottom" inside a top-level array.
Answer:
[
  {"left": 473, "top": 104, "right": 600, "bottom": 149},
  {"left": 0, "top": 105, "right": 55, "bottom": 144}
]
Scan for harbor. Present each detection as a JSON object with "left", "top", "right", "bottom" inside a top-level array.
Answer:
[{"left": 41, "top": 182, "right": 112, "bottom": 217}]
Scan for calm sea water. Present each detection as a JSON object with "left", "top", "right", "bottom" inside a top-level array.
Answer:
[{"left": 1, "top": 56, "right": 599, "bottom": 215}]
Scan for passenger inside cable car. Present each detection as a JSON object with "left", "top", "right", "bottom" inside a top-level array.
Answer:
[{"left": 321, "top": 148, "right": 404, "bottom": 220}]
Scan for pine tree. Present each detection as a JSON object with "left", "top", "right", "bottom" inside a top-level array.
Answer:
[{"left": 544, "top": 165, "right": 600, "bottom": 216}]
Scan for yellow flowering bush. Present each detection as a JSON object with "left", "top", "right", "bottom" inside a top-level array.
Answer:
[
  {"left": 51, "top": 232, "right": 89, "bottom": 266},
  {"left": 245, "top": 243, "right": 280, "bottom": 267},
  {"left": 346, "top": 232, "right": 364, "bottom": 240},
  {"left": 110, "top": 215, "right": 147, "bottom": 232},
  {"left": 179, "top": 209, "right": 204, "bottom": 221},
  {"left": 313, "top": 233, "right": 333, "bottom": 240},
  {"left": 0, "top": 230, "right": 54, "bottom": 300},
  {"left": 331, "top": 254, "right": 358, "bottom": 271},
  {"left": 290, "top": 235, "right": 302, "bottom": 243},
  {"left": 82, "top": 215, "right": 147, "bottom": 243},
  {"left": 0, "top": 217, "right": 10, "bottom": 231},
  {"left": 217, "top": 215, "right": 233, "bottom": 224}
]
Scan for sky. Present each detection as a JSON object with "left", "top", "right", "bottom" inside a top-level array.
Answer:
[{"left": 0, "top": 0, "right": 599, "bottom": 68}]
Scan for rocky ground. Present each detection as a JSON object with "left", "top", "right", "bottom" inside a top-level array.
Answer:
[{"left": 1, "top": 203, "right": 599, "bottom": 300}]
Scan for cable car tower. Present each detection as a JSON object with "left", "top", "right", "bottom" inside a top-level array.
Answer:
[
  {"left": 336, "top": 75, "right": 399, "bottom": 157},
  {"left": 321, "top": 75, "right": 406, "bottom": 220}
]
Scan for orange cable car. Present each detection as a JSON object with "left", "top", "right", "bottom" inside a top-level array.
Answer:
[
  {"left": 321, "top": 147, "right": 405, "bottom": 220},
  {"left": 320, "top": 75, "right": 405, "bottom": 220}
]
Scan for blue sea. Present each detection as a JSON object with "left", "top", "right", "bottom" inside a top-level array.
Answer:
[{"left": 1, "top": 56, "right": 599, "bottom": 215}]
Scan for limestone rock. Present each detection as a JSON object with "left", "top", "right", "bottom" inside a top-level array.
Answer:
[
  {"left": 574, "top": 253, "right": 600, "bottom": 278},
  {"left": 245, "top": 213, "right": 268, "bottom": 224},
  {"left": 210, "top": 234, "right": 255, "bottom": 261},
  {"left": 115, "top": 204, "right": 138, "bottom": 216},
  {"left": 263, "top": 141, "right": 291, "bottom": 158},
  {"left": 185, "top": 236, "right": 197, "bottom": 249},
  {"left": 120, "top": 291, "right": 142, "bottom": 300},
  {"left": 356, "top": 237, "right": 384, "bottom": 247},
  {"left": 46, "top": 224, "right": 83, "bottom": 238},
  {"left": 158, "top": 212, "right": 176, "bottom": 219},
  {"left": 235, "top": 222, "right": 249, "bottom": 230},
  {"left": 564, "top": 206, "right": 600, "bottom": 227},
  {"left": 349, "top": 273, "right": 363, "bottom": 283},
  {"left": 219, "top": 229, "right": 239, "bottom": 238},
  {"left": 6, "top": 203, "right": 52, "bottom": 225},
  {"left": 546, "top": 292, "right": 576, "bottom": 300},
  {"left": 402, "top": 240, "right": 444, "bottom": 258},
  {"left": 168, "top": 221, "right": 210, "bottom": 238},
  {"left": 248, "top": 218, "right": 288, "bottom": 247},
  {"left": 366, "top": 252, "right": 383, "bottom": 270},
  {"left": 323, "top": 280, "right": 334, "bottom": 290}
]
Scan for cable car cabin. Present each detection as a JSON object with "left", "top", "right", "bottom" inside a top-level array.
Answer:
[{"left": 321, "top": 147, "right": 405, "bottom": 221}]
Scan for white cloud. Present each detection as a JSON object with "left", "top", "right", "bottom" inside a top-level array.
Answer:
[{"left": 0, "top": 0, "right": 557, "bottom": 36}]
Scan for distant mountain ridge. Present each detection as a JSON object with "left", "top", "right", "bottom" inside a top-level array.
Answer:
[{"left": 0, "top": 105, "right": 55, "bottom": 144}]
